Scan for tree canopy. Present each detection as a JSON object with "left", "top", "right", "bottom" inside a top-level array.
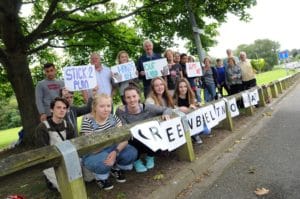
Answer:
[{"left": 0, "top": 0, "right": 256, "bottom": 146}]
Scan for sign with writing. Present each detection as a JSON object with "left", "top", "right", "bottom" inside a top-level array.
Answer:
[
  {"left": 130, "top": 121, "right": 162, "bottom": 152},
  {"left": 242, "top": 91, "right": 251, "bottom": 108},
  {"left": 214, "top": 100, "right": 227, "bottom": 122},
  {"left": 249, "top": 89, "right": 259, "bottom": 105},
  {"left": 186, "top": 62, "right": 203, "bottom": 77},
  {"left": 227, "top": 98, "right": 239, "bottom": 118},
  {"left": 159, "top": 117, "right": 186, "bottom": 151},
  {"left": 143, "top": 58, "right": 169, "bottom": 80},
  {"left": 278, "top": 50, "right": 289, "bottom": 60},
  {"left": 111, "top": 61, "right": 137, "bottom": 83},
  {"left": 63, "top": 65, "right": 97, "bottom": 91},
  {"left": 186, "top": 108, "right": 205, "bottom": 136},
  {"left": 201, "top": 105, "right": 219, "bottom": 129}
]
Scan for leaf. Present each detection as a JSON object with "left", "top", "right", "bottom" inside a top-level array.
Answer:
[{"left": 254, "top": 187, "right": 270, "bottom": 196}]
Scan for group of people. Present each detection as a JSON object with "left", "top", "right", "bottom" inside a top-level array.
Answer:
[{"left": 34, "top": 40, "right": 257, "bottom": 192}]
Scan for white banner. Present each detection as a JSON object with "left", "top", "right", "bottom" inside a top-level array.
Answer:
[
  {"left": 143, "top": 58, "right": 169, "bottom": 80},
  {"left": 186, "top": 108, "right": 205, "bottom": 136},
  {"left": 201, "top": 105, "right": 219, "bottom": 129},
  {"left": 63, "top": 65, "right": 97, "bottom": 91},
  {"left": 249, "top": 89, "right": 259, "bottom": 105},
  {"left": 186, "top": 62, "right": 203, "bottom": 77},
  {"left": 214, "top": 100, "right": 227, "bottom": 122},
  {"left": 159, "top": 117, "right": 186, "bottom": 151},
  {"left": 111, "top": 61, "right": 138, "bottom": 83},
  {"left": 227, "top": 98, "right": 239, "bottom": 118},
  {"left": 242, "top": 91, "right": 251, "bottom": 108}
]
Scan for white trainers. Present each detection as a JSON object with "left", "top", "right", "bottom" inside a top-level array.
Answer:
[{"left": 193, "top": 135, "right": 203, "bottom": 144}]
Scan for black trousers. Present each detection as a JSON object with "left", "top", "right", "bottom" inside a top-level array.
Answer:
[
  {"left": 128, "top": 138, "right": 155, "bottom": 159},
  {"left": 243, "top": 79, "right": 257, "bottom": 90}
]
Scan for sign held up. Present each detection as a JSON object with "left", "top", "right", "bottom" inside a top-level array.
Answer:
[
  {"left": 63, "top": 65, "right": 97, "bottom": 91},
  {"left": 143, "top": 58, "right": 169, "bottom": 80},
  {"left": 186, "top": 62, "right": 203, "bottom": 77},
  {"left": 111, "top": 61, "right": 137, "bottom": 83}
]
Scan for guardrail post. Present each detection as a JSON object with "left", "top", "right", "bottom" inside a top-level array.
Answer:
[
  {"left": 270, "top": 82, "right": 278, "bottom": 98},
  {"left": 55, "top": 141, "right": 87, "bottom": 199},
  {"left": 245, "top": 105, "right": 254, "bottom": 116},
  {"left": 275, "top": 80, "right": 283, "bottom": 94},
  {"left": 262, "top": 85, "right": 271, "bottom": 103},
  {"left": 258, "top": 87, "right": 266, "bottom": 107},
  {"left": 221, "top": 99, "right": 233, "bottom": 131},
  {"left": 175, "top": 116, "right": 195, "bottom": 162}
]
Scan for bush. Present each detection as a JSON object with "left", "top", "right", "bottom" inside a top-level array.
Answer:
[{"left": 0, "top": 96, "right": 21, "bottom": 130}]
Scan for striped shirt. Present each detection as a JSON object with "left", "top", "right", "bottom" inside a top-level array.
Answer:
[{"left": 80, "top": 114, "right": 121, "bottom": 134}]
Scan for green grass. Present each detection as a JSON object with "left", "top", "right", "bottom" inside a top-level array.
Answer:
[{"left": 0, "top": 68, "right": 298, "bottom": 149}]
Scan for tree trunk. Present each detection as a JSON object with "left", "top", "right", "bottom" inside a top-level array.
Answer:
[{"left": 6, "top": 52, "right": 40, "bottom": 147}]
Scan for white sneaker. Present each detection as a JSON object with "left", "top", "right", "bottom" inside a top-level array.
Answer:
[{"left": 193, "top": 135, "right": 203, "bottom": 144}]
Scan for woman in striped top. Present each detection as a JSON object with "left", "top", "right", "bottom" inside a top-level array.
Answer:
[{"left": 80, "top": 94, "right": 137, "bottom": 190}]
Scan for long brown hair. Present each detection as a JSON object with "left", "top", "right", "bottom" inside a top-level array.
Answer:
[
  {"left": 173, "top": 78, "right": 195, "bottom": 106},
  {"left": 148, "top": 77, "right": 174, "bottom": 108}
]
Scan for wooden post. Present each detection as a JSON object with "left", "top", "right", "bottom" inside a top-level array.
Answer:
[
  {"left": 245, "top": 106, "right": 254, "bottom": 116},
  {"left": 258, "top": 87, "right": 266, "bottom": 107},
  {"left": 221, "top": 99, "right": 233, "bottom": 131},
  {"left": 275, "top": 81, "right": 283, "bottom": 94},
  {"left": 281, "top": 79, "right": 287, "bottom": 90},
  {"left": 270, "top": 82, "right": 278, "bottom": 98},
  {"left": 262, "top": 85, "right": 271, "bottom": 103},
  {"left": 175, "top": 116, "right": 195, "bottom": 162}
]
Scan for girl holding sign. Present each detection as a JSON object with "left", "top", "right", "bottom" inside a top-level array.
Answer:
[
  {"left": 80, "top": 94, "right": 137, "bottom": 190},
  {"left": 173, "top": 78, "right": 211, "bottom": 144},
  {"left": 145, "top": 77, "right": 175, "bottom": 108},
  {"left": 116, "top": 86, "right": 173, "bottom": 173}
]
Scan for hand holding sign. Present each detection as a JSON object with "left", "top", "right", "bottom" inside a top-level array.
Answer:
[
  {"left": 143, "top": 58, "right": 169, "bottom": 79},
  {"left": 186, "top": 62, "right": 203, "bottom": 77},
  {"left": 111, "top": 61, "right": 138, "bottom": 83}
]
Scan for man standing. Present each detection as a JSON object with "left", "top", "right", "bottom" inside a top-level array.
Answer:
[
  {"left": 239, "top": 51, "right": 257, "bottom": 90},
  {"left": 223, "top": 49, "right": 239, "bottom": 68},
  {"left": 137, "top": 39, "right": 161, "bottom": 98},
  {"left": 82, "top": 52, "right": 113, "bottom": 103},
  {"left": 35, "top": 97, "right": 75, "bottom": 190},
  {"left": 35, "top": 63, "right": 64, "bottom": 122}
]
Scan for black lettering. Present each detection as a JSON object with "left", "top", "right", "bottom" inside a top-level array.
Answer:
[
  {"left": 138, "top": 129, "right": 149, "bottom": 140},
  {"left": 215, "top": 106, "right": 220, "bottom": 117},
  {"left": 204, "top": 112, "right": 210, "bottom": 123},
  {"left": 196, "top": 115, "right": 202, "bottom": 127},
  {"left": 230, "top": 103, "right": 236, "bottom": 112},
  {"left": 209, "top": 110, "right": 216, "bottom": 121},
  {"left": 149, "top": 127, "right": 162, "bottom": 140},
  {"left": 187, "top": 118, "right": 193, "bottom": 129},
  {"left": 166, "top": 127, "right": 175, "bottom": 142},
  {"left": 177, "top": 124, "right": 183, "bottom": 138}
]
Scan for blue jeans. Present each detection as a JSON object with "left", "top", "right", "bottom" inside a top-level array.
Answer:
[
  {"left": 82, "top": 144, "right": 137, "bottom": 180},
  {"left": 204, "top": 84, "right": 216, "bottom": 102}
]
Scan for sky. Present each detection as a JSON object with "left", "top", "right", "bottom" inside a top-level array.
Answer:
[{"left": 207, "top": 0, "right": 300, "bottom": 58}]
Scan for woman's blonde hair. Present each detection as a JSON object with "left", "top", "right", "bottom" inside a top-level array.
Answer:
[
  {"left": 148, "top": 77, "right": 174, "bottom": 108},
  {"left": 91, "top": 94, "right": 112, "bottom": 118},
  {"left": 116, "top": 50, "right": 129, "bottom": 64}
]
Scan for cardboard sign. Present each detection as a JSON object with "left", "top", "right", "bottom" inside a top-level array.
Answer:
[
  {"left": 130, "top": 121, "right": 162, "bottom": 152},
  {"left": 227, "top": 98, "right": 239, "bottom": 118},
  {"left": 186, "top": 108, "right": 205, "bottom": 136},
  {"left": 249, "top": 89, "right": 259, "bottom": 105},
  {"left": 201, "top": 105, "right": 219, "bottom": 129},
  {"left": 186, "top": 62, "right": 203, "bottom": 77},
  {"left": 111, "top": 61, "right": 137, "bottom": 83},
  {"left": 214, "top": 100, "right": 227, "bottom": 122},
  {"left": 143, "top": 58, "right": 169, "bottom": 80},
  {"left": 242, "top": 91, "right": 251, "bottom": 108},
  {"left": 159, "top": 117, "right": 186, "bottom": 151},
  {"left": 63, "top": 65, "right": 97, "bottom": 91}
]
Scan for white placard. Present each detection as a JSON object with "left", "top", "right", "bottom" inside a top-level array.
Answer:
[
  {"left": 242, "top": 91, "right": 251, "bottom": 108},
  {"left": 186, "top": 108, "right": 205, "bottom": 136},
  {"left": 186, "top": 62, "right": 203, "bottom": 77},
  {"left": 130, "top": 121, "right": 162, "bottom": 152},
  {"left": 160, "top": 117, "right": 186, "bottom": 151},
  {"left": 201, "top": 105, "right": 219, "bottom": 129},
  {"left": 143, "top": 58, "right": 169, "bottom": 80},
  {"left": 111, "top": 61, "right": 137, "bottom": 83},
  {"left": 227, "top": 98, "right": 240, "bottom": 118},
  {"left": 63, "top": 65, "right": 97, "bottom": 91},
  {"left": 249, "top": 89, "right": 259, "bottom": 105},
  {"left": 214, "top": 100, "right": 227, "bottom": 122}
]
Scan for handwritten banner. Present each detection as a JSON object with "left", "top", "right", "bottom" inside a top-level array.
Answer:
[
  {"left": 186, "top": 62, "right": 203, "bottom": 77},
  {"left": 143, "top": 58, "right": 169, "bottom": 80},
  {"left": 63, "top": 65, "right": 97, "bottom": 91},
  {"left": 111, "top": 61, "right": 137, "bottom": 83}
]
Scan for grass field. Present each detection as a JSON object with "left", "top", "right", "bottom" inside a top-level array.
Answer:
[{"left": 0, "top": 68, "right": 297, "bottom": 149}]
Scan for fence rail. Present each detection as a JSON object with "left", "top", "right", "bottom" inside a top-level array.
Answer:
[{"left": 0, "top": 72, "right": 299, "bottom": 199}]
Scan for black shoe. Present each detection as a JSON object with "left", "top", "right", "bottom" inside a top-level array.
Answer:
[
  {"left": 111, "top": 169, "right": 126, "bottom": 183},
  {"left": 95, "top": 179, "right": 114, "bottom": 190}
]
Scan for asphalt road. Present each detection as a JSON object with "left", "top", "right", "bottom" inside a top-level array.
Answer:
[{"left": 186, "top": 82, "right": 300, "bottom": 199}]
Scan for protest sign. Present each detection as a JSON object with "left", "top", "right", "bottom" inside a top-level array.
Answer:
[
  {"left": 143, "top": 58, "right": 169, "bottom": 80},
  {"left": 160, "top": 117, "right": 186, "bottom": 151},
  {"left": 186, "top": 108, "right": 205, "bottom": 136},
  {"left": 249, "top": 89, "right": 259, "bottom": 105},
  {"left": 63, "top": 65, "right": 97, "bottom": 91},
  {"left": 242, "top": 91, "right": 251, "bottom": 108},
  {"left": 130, "top": 121, "right": 163, "bottom": 152},
  {"left": 201, "top": 105, "right": 219, "bottom": 129},
  {"left": 186, "top": 62, "right": 203, "bottom": 77},
  {"left": 111, "top": 61, "right": 137, "bottom": 83},
  {"left": 214, "top": 100, "right": 227, "bottom": 122},
  {"left": 227, "top": 98, "right": 239, "bottom": 118}
]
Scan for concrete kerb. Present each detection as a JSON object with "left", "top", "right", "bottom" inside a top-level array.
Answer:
[{"left": 147, "top": 77, "right": 300, "bottom": 199}]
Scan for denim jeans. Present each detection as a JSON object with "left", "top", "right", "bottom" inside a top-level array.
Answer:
[
  {"left": 204, "top": 83, "right": 216, "bottom": 102},
  {"left": 82, "top": 144, "right": 137, "bottom": 180},
  {"left": 195, "top": 87, "right": 202, "bottom": 103}
]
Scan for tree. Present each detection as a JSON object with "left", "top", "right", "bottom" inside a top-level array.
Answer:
[
  {"left": 235, "top": 39, "right": 280, "bottom": 71},
  {"left": 0, "top": 0, "right": 256, "bottom": 147}
]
